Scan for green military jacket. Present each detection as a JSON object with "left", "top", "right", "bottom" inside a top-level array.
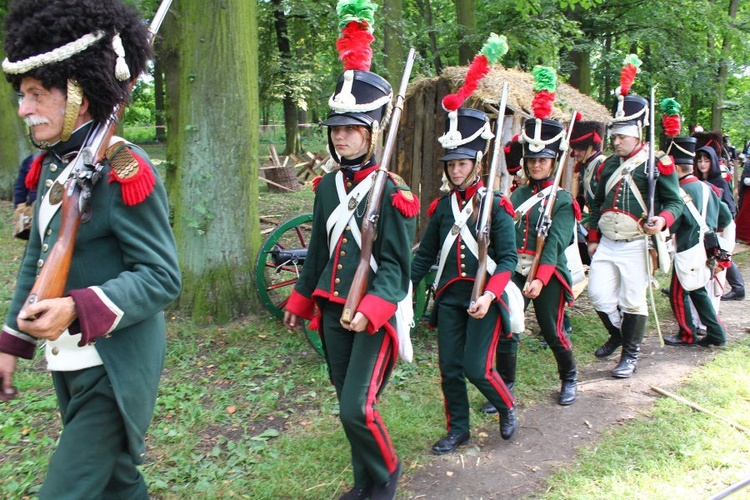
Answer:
[
  {"left": 411, "top": 183, "right": 517, "bottom": 320},
  {"left": 588, "top": 143, "right": 683, "bottom": 242},
  {"left": 1, "top": 124, "right": 181, "bottom": 464},
  {"left": 286, "top": 165, "right": 417, "bottom": 334},
  {"left": 673, "top": 176, "right": 733, "bottom": 252},
  {"left": 510, "top": 182, "right": 576, "bottom": 295}
]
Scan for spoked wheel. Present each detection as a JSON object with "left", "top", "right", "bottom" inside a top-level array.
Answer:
[{"left": 255, "top": 213, "right": 323, "bottom": 357}]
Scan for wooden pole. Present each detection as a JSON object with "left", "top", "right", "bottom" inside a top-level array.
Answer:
[{"left": 650, "top": 385, "right": 749, "bottom": 434}]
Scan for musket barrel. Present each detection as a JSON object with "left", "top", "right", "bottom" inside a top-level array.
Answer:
[
  {"left": 340, "top": 48, "right": 417, "bottom": 325},
  {"left": 469, "top": 82, "right": 509, "bottom": 305}
]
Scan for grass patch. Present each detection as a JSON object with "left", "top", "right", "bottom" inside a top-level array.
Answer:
[
  {"left": 1, "top": 195, "right": 748, "bottom": 498},
  {"left": 538, "top": 339, "right": 750, "bottom": 499}
]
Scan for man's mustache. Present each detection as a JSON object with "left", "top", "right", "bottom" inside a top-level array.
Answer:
[{"left": 25, "top": 115, "right": 50, "bottom": 127}]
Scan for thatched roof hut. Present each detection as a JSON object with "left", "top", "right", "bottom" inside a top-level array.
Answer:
[{"left": 393, "top": 65, "right": 611, "bottom": 239}]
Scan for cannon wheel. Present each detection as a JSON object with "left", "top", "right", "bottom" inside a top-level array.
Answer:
[{"left": 255, "top": 213, "right": 323, "bottom": 357}]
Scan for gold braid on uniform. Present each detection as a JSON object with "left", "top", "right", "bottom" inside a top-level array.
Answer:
[
  {"left": 61, "top": 79, "right": 84, "bottom": 142},
  {"left": 106, "top": 141, "right": 156, "bottom": 206}
]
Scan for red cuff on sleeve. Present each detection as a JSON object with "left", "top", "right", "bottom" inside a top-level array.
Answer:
[
  {"left": 535, "top": 264, "right": 556, "bottom": 286},
  {"left": 67, "top": 288, "right": 120, "bottom": 347},
  {"left": 658, "top": 211, "right": 675, "bottom": 228},
  {"left": 358, "top": 294, "right": 397, "bottom": 334},
  {"left": 587, "top": 229, "right": 600, "bottom": 243},
  {"left": 485, "top": 270, "right": 511, "bottom": 299},
  {"left": 285, "top": 289, "right": 316, "bottom": 320},
  {"left": 0, "top": 329, "right": 36, "bottom": 360}
]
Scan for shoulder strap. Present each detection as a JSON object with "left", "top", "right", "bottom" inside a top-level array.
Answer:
[{"left": 679, "top": 184, "right": 711, "bottom": 234}]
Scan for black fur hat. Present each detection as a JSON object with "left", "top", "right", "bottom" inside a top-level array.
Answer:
[
  {"left": 569, "top": 120, "right": 604, "bottom": 149},
  {"left": 3, "top": 0, "right": 153, "bottom": 122},
  {"left": 690, "top": 130, "right": 724, "bottom": 158}
]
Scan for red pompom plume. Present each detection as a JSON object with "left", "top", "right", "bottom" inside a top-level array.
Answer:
[
  {"left": 336, "top": 21, "right": 373, "bottom": 71},
  {"left": 574, "top": 111, "right": 583, "bottom": 122},
  {"left": 532, "top": 90, "right": 555, "bottom": 120},
  {"left": 441, "top": 33, "right": 508, "bottom": 111},
  {"left": 442, "top": 54, "right": 489, "bottom": 111},
  {"left": 662, "top": 115, "right": 681, "bottom": 138},
  {"left": 660, "top": 98, "right": 681, "bottom": 138},
  {"left": 618, "top": 54, "right": 642, "bottom": 97},
  {"left": 620, "top": 66, "right": 637, "bottom": 96}
]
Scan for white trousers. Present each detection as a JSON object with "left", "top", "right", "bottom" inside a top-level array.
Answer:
[{"left": 588, "top": 236, "right": 650, "bottom": 323}]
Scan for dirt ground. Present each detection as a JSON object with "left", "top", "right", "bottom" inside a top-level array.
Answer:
[{"left": 401, "top": 258, "right": 750, "bottom": 499}]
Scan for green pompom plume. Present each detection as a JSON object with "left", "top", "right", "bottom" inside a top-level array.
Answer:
[
  {"left": 479, "top": 33, "right": 508, "bottom": 64},
  {"left": 337, "top": 0, "right": 377, "bottom": 29},
  {"left": 623, "top": 53, "right": 642, "bottom": 69},
  {"left": 661, "top": 98, "right": 680, "bottom": 116},
  {"left": 532, "top": 66, "right": 557, "bottom": 92}
]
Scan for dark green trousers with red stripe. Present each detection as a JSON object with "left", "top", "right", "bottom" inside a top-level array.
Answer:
[
  {"left": 669, "top": 271, "right": 726, "bottom": 344},
  {"left": 320, "top": 301, "right": 398, "bottom": 490},
  {"left": 433, "top": 282, "right": 515, "bottom": 436},
  {"left": 512, "top": 272, "right": 572, "bottom": 353}
]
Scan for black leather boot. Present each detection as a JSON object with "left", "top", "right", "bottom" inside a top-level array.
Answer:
[
  {"left": 481, "top": 353, "right": 516, "bottom": 415},
  {"left": 553, "top": 349, "right": 577, "bottom": 405},
  {"left": 370, "top": 461, "right": 401, "bottom": 500},
  {"left": 339, "top": 486, "right": 372, "bottom": 499},
  {"left": 498, "top": 405, "right": 517, "bottom": 440},
  {"left": 594, "top": 311, "right": 622, "bottom": 358},
  {"left": 611, "top": 313, "right": 647, "bottom": 378}
]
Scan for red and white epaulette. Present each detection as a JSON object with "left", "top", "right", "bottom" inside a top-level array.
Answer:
[
  {"left": 388, "top": 172, "right": 420, "bottom": 217},
  {"left": 106, "top": 142, "right": 156, "bottom": 206},
  {"left": 499, "top": 195, "right": 515, "bottom": 217}
]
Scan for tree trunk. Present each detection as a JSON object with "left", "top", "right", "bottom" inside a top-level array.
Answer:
[
  {"left": 711, "top": 0, "right": 739, "bottom": 131},
  {"left": 0, "top": 46, "right": 33, "bottom": 200},
  {"left": 383, "top": 0, "right": 404, "bottom": 84},
  {"left": 165, "top": 0, "right": 261, "bottom": 323},
  {"left": 272, "top": 0, "right": 301, "bottom": 155},
  {"left": 567, "top": 49, "right": 592, "bottom": 95},
  {"left": 414, "top": 0, "right": 442, "bottom": 74},
  {"left": 456, "top": 0, "right": 476, "bottom": 65}
]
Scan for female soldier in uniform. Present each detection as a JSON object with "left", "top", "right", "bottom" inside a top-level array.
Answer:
[
  {"left": 510, "top": 67, "right": 579, "bottom": 405},
  {"left": 284, "top": 3, "right": 418, "bottom": 497},
  {"left": 412, "top": 108, "right": 519, "bottom": 451}
]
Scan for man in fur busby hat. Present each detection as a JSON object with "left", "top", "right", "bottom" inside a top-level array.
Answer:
[
  {"left": 284, "top": 1, "right": 418, "bottom": 498},
  {"left": 663, "top": 135, "right": 732, "bottom": 346},
  {"left": 0, "top": 0, "right": 181, "bottom": 496},
  {"left": 586, "top": 55, "right": 683, "bottom": 378}
]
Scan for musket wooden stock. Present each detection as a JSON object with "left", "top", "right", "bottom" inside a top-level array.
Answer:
[
  {"left": 340, "top": 48, "right": 417, "bottom": 325},
  {"left": 524, "top": 112, "right": 578, "bottom": 291},
  {"left": 20, "top": 0, "right": 173, "bottom": 316},
  {"left": 469, "top": 82, "right": 509, "bottom": 306},
  {"left": 24, "top": 181, "right": 82, "bottom": 312}
]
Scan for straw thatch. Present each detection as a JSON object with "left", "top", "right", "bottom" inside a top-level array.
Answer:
[
  {"left": 394, "top": 65, "right": 610, "bottom": 240},
  {"left": 408, "top": 65, "right": 611, "bottom": 123}
]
